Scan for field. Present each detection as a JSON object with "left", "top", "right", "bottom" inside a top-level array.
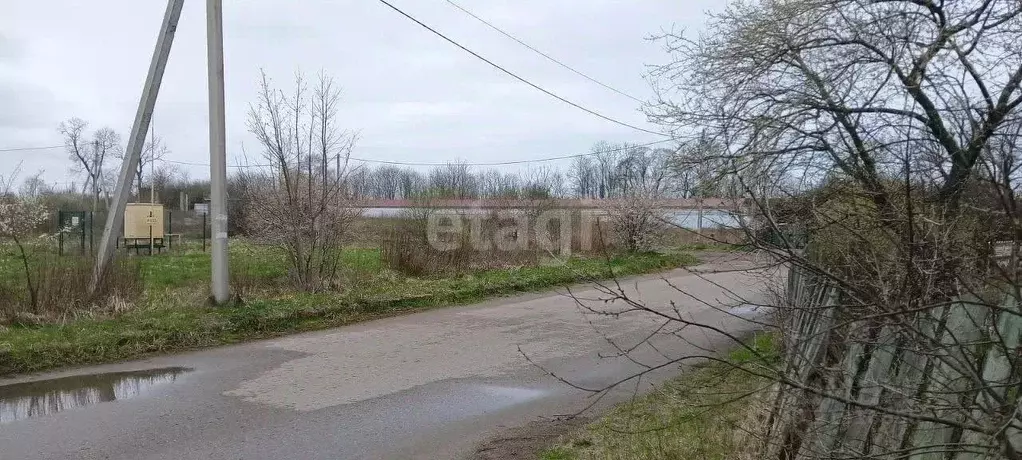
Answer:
[
  {"left": 0, "top": 240, "right": 698, "bottom": 376},
  {"left": 539, "top": 334, "right": 777, "bottom": 460}
]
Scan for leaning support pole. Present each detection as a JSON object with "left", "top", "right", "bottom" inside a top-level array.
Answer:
[
  {"left": 91, "top": 0, "right": 185, "bottom": 293},
  {"left": 207, "top": 0, "right": 230, "bottom": 303}
]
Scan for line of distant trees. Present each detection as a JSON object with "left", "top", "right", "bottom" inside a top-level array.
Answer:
[
  {"left": 26, "top": 121, "right": 741, "bottom": 210},
  {"left": 341, "top": 141, "right": 728, "bottom": 201}
]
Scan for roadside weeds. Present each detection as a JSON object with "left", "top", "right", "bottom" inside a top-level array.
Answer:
[
  {"left": 0, "top": 251, "right": 697, "bottom": 377},
  {"left": 536, "top": 334, "right": 777, "bottom": 460}
]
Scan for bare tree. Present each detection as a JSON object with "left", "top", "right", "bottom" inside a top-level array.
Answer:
[
  {"left": 564, "top": 0, "right": 1022, "bottom": 457},
  {"left": 600, "top": 149, "right": 674, "bottom": 252},
  {"left": 427, "top": 161, "right": 476, "bottom": 199},
  {"left": 126, "top": 135, "right": 169, "bottom": 200},
  {"left": 369, "top": 166, "right": 404, "bottom": 200},
  {"left": 592, "top": 142, "right": 622, "bottom": 199},
  {"left": 19, "top": 173, "right": 51, "bottom": 198},
  {"left": 60, "top": 117, "right": 90, "bottom": 192},
  {"left": 569, "top": 155, "right": 597, "bottom": 198},
  {"left": 521, "top": 165, "right": 563, "bottom": 199},
  {"left": 500, "top": 2, "right": 1022, "bottom": 459},
  {"left": 147, "top": 164, "right": 180, "bottom": 204},
  {"left": 397, "top": 168, "right": 423, "bottom": 199},
  {"left": 60, "top": 118, "right": 119, "bottom": 211},
  {"left": 245, "top": 70, "right": 359, "bottom": 291}
]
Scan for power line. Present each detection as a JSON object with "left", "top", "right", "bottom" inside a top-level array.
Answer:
[
  {"left": 4, "top": 136, "right": 677, "bottom": 170},
  {"left": 157, "top": 138, "right": 676, "bottom": 169},
  {"left": 349, "top": 139, "right": 674, "bottom": 166},
  {"left": 161, "top": 159, "right": 267, "bottom": 168},
  {"left": 444, "top": 0, "right": 645, "bottom": 104},
  {"left": 376, "top": 0, "right": 666, "bottom": 137},
  {"left": 0, "top": 145, "right": 64, "bottom": 153}
]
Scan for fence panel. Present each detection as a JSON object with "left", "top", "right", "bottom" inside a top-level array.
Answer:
[{"left": 774, "top": 263, "right": 1021, "bottom": 459}]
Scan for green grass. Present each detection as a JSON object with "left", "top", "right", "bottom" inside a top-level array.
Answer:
[
  {"left": 538, "top": 334, "right": 777, "bottom": 460},
  {"left": 138, "top": 242, "right": 291, "bottom": 289},
  {"left": 0, "top": 247, "right": 697, "bottom": 376}
]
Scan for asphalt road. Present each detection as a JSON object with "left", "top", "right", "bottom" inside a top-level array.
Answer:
[{"left": 0, "top": 253, "right": 777, "bottom": 460}]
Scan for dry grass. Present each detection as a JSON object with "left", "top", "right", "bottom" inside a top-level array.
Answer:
[
  {"left": 540, "top": 334, "right": 776, "bottom": 460},
  {"left": 0, "top": 242, "right": 695, "bottom": 376},
  {"left": 0, "top": 245, "right": 142, "bottom": 325},
  {"left": 380, "top": 211, "right": 616, "bottom": 276}
]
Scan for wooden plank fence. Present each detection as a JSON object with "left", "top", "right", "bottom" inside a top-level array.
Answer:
[{"left": 768, "top": 263, "right": 1022, "bottom": 459}]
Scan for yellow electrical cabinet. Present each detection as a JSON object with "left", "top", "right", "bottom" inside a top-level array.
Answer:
[{"left": 124, "top": 203, "right": 165, "bottom": 239}]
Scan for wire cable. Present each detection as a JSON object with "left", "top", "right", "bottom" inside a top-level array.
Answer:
[
  {"left": 0, "top": 145, "right": 64, "bottom": 153},
  {"left": 157, "top": 138, "right": 675, "bottom": 168},
  {"left": 3, "top": 137, "right": 675, "bottom": 169},
  {"left": 376, "top": 0, "right": 666, "bottom": 137},
  {"left": 444, "top": 0, "right": 645, "bottom": 104},
  {"left": 347, "top": 138, "right": 674, "bottom": 166}
]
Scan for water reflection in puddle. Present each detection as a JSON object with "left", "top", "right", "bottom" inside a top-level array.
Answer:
[
  {"left": 730, "top": 304, "right": 771, "bottom": 317},
  {"left": 413, "top": 384, "right": 550, "bottom": 423},
  {"left": 0, "top": 367, "right": 191, "bottom": 423},
  {"left": 476, "top": 385, "right": 547, "bottom": 406}
]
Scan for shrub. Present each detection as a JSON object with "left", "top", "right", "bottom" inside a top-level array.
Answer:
[{"left": 380, "top": 206, "right": 619, "bottom": 276}]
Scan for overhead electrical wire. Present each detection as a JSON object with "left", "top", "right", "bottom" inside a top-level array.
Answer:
[
  {"left": 6, "top": 3, "right": 672, "bottom": 171},
  {"left": 345, "top": 138, "right": 675, "bottom": 166},
  {"left": 0, "top": 145, "right": 64, "bottom": 153},
  {"left": 157, "top": 138, "right": 676, "bottom": 168},
  {"left": 444, "top": 0, "right": 645, "bottom": 104},
  {"left": 375, "top": 0, "right": 666, "bottom": 137},
  {"left": 4, "top": 137, "right": 676, "bottom": 170},
  {"left": 160, "top": 159, "right": 269, "bottom": 168}
]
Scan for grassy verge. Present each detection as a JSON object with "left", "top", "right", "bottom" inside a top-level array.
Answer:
[
  {"left": 540, "top": 334, "right": 777, "bottom": 460},
  {"left": 0, "top": 248, "right": 696, "bottom": 376}
]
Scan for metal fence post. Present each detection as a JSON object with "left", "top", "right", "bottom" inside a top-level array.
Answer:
[{"left": 168, "top": 210, "right": 173, "bottom": 250}]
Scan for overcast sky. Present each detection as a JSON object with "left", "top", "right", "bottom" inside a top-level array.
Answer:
[{"left": 0, "top": 0, "right": 721, "bottom": 186}]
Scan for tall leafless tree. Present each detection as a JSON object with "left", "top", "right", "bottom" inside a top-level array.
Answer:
[
  {"left": 427, "top": 161, "right": 476, "bottom": 199},
  {"left": 509, "top": 2, "right": 1022, "bottom": 459},
  {"left": 129, "top": 135, "right": 169, "bottom": 200},
  {"left": 60, "top": 118, "right": 120, "bottom": 212},
  {"left": 569, "top": 155, "right": 597, "bottom": 198},
  {"left": 611, "top": 0, "right": 1022, "bottom": 457}
]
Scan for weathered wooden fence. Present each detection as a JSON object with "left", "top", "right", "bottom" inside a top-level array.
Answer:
[{"left": 768, "top": 264, "right": 1022, "bottom": 459}]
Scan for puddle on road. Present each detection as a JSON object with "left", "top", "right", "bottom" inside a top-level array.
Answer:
[
  {"left": 440, "top": 385, "right": 549, "bottom": 418},
  {"left": 730, "top": 304, "right": 771, "bottom": 317},
  {"left": 395, "top": 384, "right": 550, "bottom": 424},
  {"left": 0, "top": 367, "right": 191, "bottom": 423},
  {"left": 476, "top": 385, "right": 548, "bottom": 406}
]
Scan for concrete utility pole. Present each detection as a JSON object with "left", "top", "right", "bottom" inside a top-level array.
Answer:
[
  {"left": 207, "top": 0, "right": 230, "bottom": 303},
  {"left": 150, "top": 119, "right": 156, "bottom": 203},
  {"left": 91, "top": 0, "right": 185, "bottom": 292}
]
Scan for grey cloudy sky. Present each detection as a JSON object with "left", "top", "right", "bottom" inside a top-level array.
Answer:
[{"left": 1, "top": 0, "right": 720, "bottom": 185}]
